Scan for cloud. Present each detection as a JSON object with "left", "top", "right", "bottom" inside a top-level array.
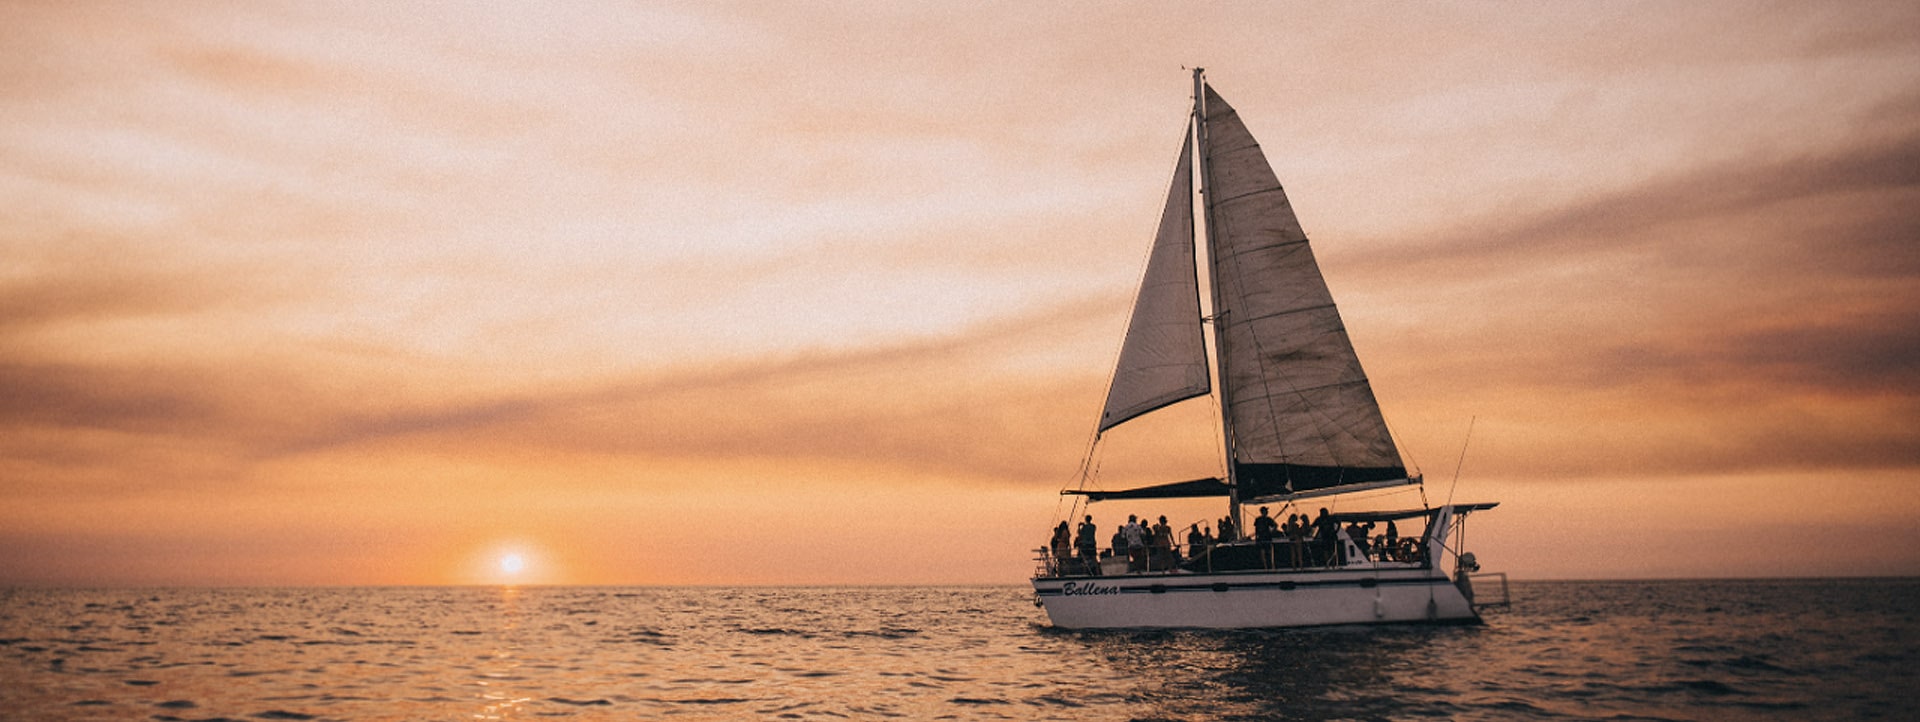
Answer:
[
  {"left": 265, "top": 292, "right": 1129, "bottom": 482},
  {"left": 0, "top": 266, "right": 236, "bottom": 332},
  {"left": 1618, "top": 309, "right": 1920, "bottom": 397},
  {"left": 0, "top": 278, "right": 1134, "bottom": 501},
  {"left": 1336, "top": 100, "right": 1920, "bottom": 480},
  {"left": 0, "top": 361, "right": 221, "bottom": 433},
  {"left": 1349, "top": 93, "right": 1920, "bottom": 280}
]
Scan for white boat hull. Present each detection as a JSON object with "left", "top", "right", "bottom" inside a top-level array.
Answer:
[{"left": 1032, "top": 566, "right": 1479, "bottom": 629}]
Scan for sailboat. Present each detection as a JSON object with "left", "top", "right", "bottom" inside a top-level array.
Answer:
[{"left": 1031, "top": 69, "right": 1500, "bottom": 629}]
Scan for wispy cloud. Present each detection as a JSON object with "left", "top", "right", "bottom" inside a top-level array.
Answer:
[{"left": 1339, "top": 95, "right": 1920, "bottom": 479}]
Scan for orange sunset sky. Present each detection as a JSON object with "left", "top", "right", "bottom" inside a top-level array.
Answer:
[{"left": 3, "top": 2, "right": 1917, "bottom": 586}]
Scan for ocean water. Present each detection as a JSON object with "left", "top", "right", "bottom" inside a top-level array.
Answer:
[{"left": 0, "top": 579, "right": 1913, "bottom": 721}]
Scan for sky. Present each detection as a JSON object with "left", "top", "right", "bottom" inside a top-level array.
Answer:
[{"left": 3, "top": 1, "right": 1917, "bottom": 586}]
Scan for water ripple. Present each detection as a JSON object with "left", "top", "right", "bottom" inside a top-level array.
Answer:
[{"left": 0, "top": 581, "right": 1913, "bottom": 720}]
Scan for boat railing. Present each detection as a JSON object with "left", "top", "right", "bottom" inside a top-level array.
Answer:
[
  {"left": 1032, "top": 547, "right": 1062, "bottom": 578},
  {"left": 1033, "top": 536, "right": 1432, "bottom": 578}
]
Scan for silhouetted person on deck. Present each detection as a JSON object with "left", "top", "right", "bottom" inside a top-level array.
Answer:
[
  {"left": 1284, "top": 513, "right": 1306, "bottom": 567},
  {"left": 1150, "top": 515, "right": 1173, "bottom": 571},
  {"left": 1345, "top": 521, "right": 1369, "bottom": 560},
  {"left": 1050, "top": 521, "right": 1071, "bottom": 567},
  {"left": 1313, "top": 508, "right": 1336, "bottom": 566},
  {"left": 1123, "top": 515, "right": 1146, "bottom": 572},
  {"left": 1254, "top": 506, "right": 1279, "bottom": 569},
  {"left": 1075, "top": 515, "right": 1100, "bottom": 575}
]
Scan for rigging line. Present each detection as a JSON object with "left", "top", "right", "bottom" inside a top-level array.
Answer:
[
  {"left": 1458, "top": 516, "right": 1469, "bottom": 565},
  {"left": 1203, "top": 372, "right": 1231, "bottom": 479},
  {"left": 1049, "top": 493, "right": 1073, "bottom": 531},
  {"left": 1073, "top": 426, "right": 1102, "bottom": 484},
  {"left": 1444, "top": 416, "right": 1476, "bottom": 508},
  {"left": 1338, "top": 483, "right": 1426, "bottom": 505},
  {"left": 1381, "top": 410, "right": 1420, "bottom": 479}
]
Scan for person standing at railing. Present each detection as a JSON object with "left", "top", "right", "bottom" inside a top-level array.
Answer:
[
  {"left": 1049, "top": 522, "right": 1071, "bottom": 573},
  {"left": 1186, "top": 523, "right": 1207, "bottom": 560},
  {"left": 1345, "top": 521, "right": 1370, "bottom": 560},
  {"left": 1075, "top": 515, "right": 1101, "bottom": 576},
  {"left": 1150, "top": 515, "right": 1173, "bottom": 571},
  {"left": 1312, "top": 508, "right": 1336, "bottom": 566},
  {"left": 1123, "top": 515, "right": 1146, "bottom": 573},
  {"left": 1253, "top": 506, "right": 1279, "bottom": 569},
  {"left": 1284, "top": 514, "right": 1306, "bottom": 568}
]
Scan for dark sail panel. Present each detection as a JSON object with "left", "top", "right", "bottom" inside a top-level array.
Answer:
[{"left": 1234, "top": 462, "right": 1409, "bottom": 499}]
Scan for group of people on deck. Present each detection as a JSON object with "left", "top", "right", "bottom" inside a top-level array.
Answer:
[
  {"left": 1047, "top": 514, "right": 1176, "bottom": 575},
  {"left": 1046, "top": 506, "right": 1423, "bottom": 576},
  {"left": 1249, "top": 506, "right": 1399, "bottom": 568}
]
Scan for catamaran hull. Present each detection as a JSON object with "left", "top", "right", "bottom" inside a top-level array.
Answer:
[{"left": 1032, "top": 568, "right": 1478, "bottom": 629}]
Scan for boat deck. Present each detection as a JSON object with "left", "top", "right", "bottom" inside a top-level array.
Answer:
[{"left": 1034, "top": 537, "right": 1430, "bottom": 580}]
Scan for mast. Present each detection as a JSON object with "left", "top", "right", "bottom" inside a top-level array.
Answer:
[{"left": 1192, "top": 67, "right": 1240, "bottom": 529}]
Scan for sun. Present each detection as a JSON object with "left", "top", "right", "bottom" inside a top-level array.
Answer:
[
  {"left": 498, "top": 553, "right": 527, "bottom": 576},
  {"left": 463, "top": 543, "right": 555, "bottom": 585}
]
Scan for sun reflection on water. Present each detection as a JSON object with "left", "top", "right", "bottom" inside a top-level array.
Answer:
[{"left": 473, "top": 586, "right": 528, "bottom": 720}]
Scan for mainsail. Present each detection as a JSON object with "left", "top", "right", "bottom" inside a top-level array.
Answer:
[
  {"left": 1097, "top": 126, "right": 1210, "bottom": 432},
  {"left": 1200, "top": 85, "right": 1407, "bottom": 497},
  {"left": 1093, "top": 82, "right": 1407, "bottom": 501}
]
